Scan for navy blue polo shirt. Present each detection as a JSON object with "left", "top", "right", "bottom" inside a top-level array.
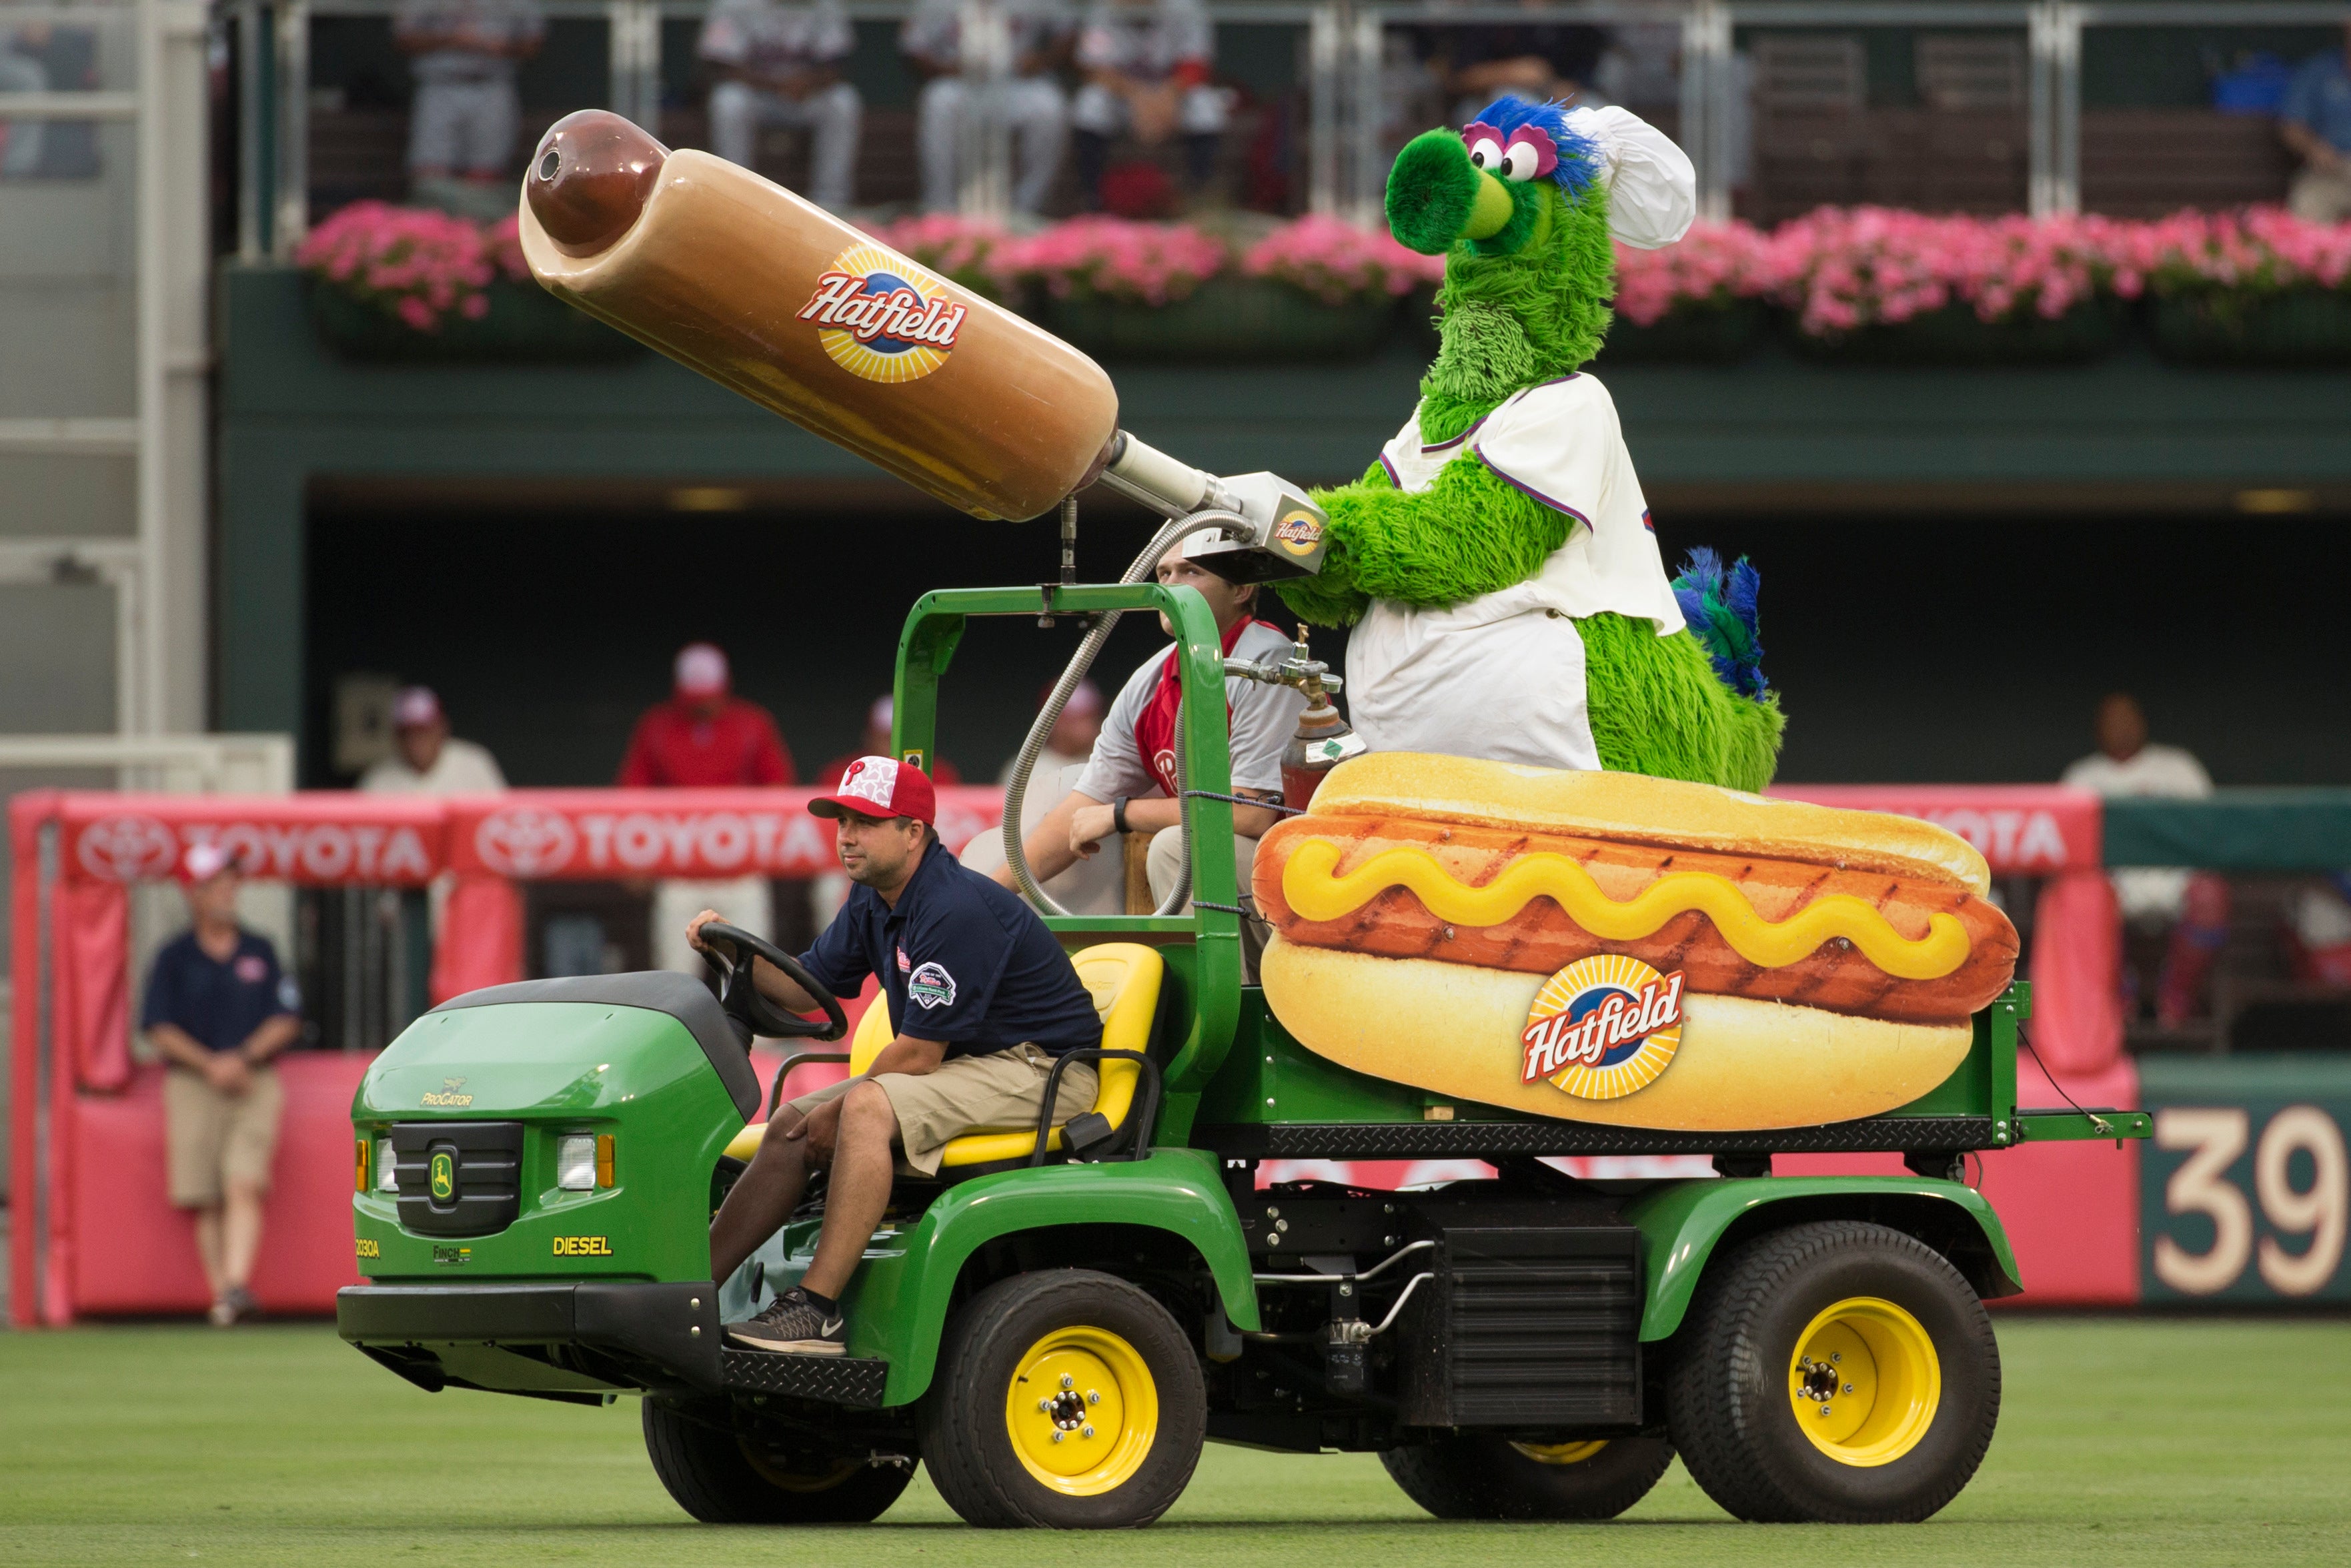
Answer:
[
  {"left": 139, "top": 929, "right": 301, "bottom": 1054},
  {"left": 798, "top": 840, "right": 1100, "bottom": 1059}
]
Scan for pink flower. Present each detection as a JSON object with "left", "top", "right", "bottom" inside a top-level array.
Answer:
[
  {"left": 1242, "top": 215, "right": 1443, "bottom": 303},
  {"left": 299, "top": 200, "right": 501, "bottom": 333},
  {"left": 988, "top": 217, "right": 1228, "bottom": 304}
]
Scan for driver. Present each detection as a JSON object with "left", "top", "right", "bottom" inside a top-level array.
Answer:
[{"left": 694, "top": 756, "right": 1103, "bottom": 1357}]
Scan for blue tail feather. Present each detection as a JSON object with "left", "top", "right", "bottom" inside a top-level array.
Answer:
[{"left": 1671, "top": 548, "right": 1769, "bottom": 698}]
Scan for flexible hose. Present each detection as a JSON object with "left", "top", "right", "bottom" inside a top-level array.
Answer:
[{"left": 1003, "top": 508, "right": 1245, "bottom": 917}]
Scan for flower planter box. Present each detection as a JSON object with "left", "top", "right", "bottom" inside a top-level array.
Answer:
[
  {"left": 1034, "top": 278, "right": 1395, "bottom": 363},
  {"left": 1597, "top": 300, "right": 1766, "bottom": 365},
  {"left": 1787, "top": 299, "right": 2127, "bottom": 367},
  {"left": 307, "top": 279, "right": 646, "bottom": 364},
  {"left": 2150, "top": 289, "right": 2351, "bottom": 367}
]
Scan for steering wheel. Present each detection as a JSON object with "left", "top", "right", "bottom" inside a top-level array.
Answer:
[{"left": 695, "top": 920, "right": 848, "bottom": 1043}]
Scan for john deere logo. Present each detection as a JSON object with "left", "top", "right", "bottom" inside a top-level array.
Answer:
[{"left": 428, "top": 1150, "right": 456, "bottom": 1201}]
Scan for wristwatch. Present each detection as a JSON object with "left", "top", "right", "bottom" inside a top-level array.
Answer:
[{"left": 1112, "top": 796, "right": 1130, "bottom": 835}]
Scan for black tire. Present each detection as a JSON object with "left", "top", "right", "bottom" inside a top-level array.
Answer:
[
  {"left": 641, "top": 1397, "right": 913, "bottom": 1523},
  {"left": 916, "top": 1269, "right": 1207, "bottom": 1529},
  {"left": 1665, "top": 1221, "right": 2001, "bottom": 1524},
  {"left": 1383, "top": 1434, "right": 1675, "bottom": 1520}
]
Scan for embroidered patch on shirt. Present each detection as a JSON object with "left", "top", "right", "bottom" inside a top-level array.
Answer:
[
  {"left": 906, "top": 961, "right": 956, "bottom": 1009},
  {"left": 897, "top": 944, "right": 912, "bottom": 973}
]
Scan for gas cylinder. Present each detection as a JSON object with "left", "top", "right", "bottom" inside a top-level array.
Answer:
[{"left": 518, "top": 111, "right": 1119, "bottom": 522}]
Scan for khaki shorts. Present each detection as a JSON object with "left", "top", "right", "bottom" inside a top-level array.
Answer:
[
  {"left": 164, "top": 1064, "right": 284, "bottom": 1209},
  {"left": 788, "top": 1044, "right": 1098, "bottom": 1177}
]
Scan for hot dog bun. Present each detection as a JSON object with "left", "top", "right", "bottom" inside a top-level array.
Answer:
[
  {"left": 1261, "top": 937, "right": 1975, "bottom": 1130},
  {"left": 1309, "top": 752, "right": 1992, "bottom": 894}
]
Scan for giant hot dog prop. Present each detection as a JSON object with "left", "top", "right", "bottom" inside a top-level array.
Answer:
[
  {"left": 518, "top": 111, "right": 1117, "bottom": 522},
  {"left": 1253, "top": 754, "right": 2021, "bottom": 1131}
]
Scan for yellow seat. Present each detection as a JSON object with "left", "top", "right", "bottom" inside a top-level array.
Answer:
[{"left": 721, "top": 942, "right": 1163, "bottom": 1170}]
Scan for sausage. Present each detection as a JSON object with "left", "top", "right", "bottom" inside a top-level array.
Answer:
[{"left": 1253, "top": 814, "right": 2019, "bottom": 1024}]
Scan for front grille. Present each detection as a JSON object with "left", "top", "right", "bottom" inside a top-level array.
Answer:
[
  {"left": 391, "top": 1121, "right": 524, "bottom": 1237},
  {"left": 1399, "top": 1225, "right": 1642, "bottom": 1429}
]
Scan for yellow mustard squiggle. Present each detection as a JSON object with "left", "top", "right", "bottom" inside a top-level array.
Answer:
[{"left": 1282, "top": 839, "right": 1971, "bottom": 980}]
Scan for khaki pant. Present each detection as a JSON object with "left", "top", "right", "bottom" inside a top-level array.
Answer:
[
  {"left": 165, "top": 1064, "right": 283, "bottom": 1209},
  {"left": 787, "top": 1044, "right": 1098, "bottom": 1177},
  {"left": 2290, "top": 165, "right": 2351, "bottom": 223}
]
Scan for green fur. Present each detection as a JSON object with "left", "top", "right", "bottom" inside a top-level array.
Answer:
[
  {"left": 1385, "top": 130, "right": 1483, "bottom": 255},
  {"left": 1579, "top": 613, "right": 1786, "bottom": 794},
  {"left": 1275, "top": 111, "right": 1788, "bottom": 790},
  {"left": 1421, "top": 182, "right": 1615, "bottom": 442}
]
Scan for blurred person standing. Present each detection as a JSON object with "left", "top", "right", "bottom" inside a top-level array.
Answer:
[
  {"left": 359, "top": 686, "right": 506, "bottom": 796},
  {"left": 2282, "top": 24, "right": 2351, "bottom": 222},
  {"left": 141, "top": 844, "right": 303, "bottom": 1327},
  {"left": 902, "top": 0, "right": 1074, "bottom": 216},
  {"left": 396, "top": 0, "right": 544, "bottom": 213},
  {"left": 958, "top": 679, "right": 1119, "bottom": 914},
  {"left": 620, "top": 643, "right": 796, "bottom": 972},
  {"left": 1070, "top": 0, "right": 1228, "bottom": 208},
  {"left": 360, "top": 686, "right": 506, "bottom": 936},
  {"left": 2062, "top": 692, "right": 2228, "bottom": 1026},
  {"left": 700, "top": 0, "right": 863, "bottom": 211},
  {"left": 0, "top": 27, "right": 47, "bottom": 178}
]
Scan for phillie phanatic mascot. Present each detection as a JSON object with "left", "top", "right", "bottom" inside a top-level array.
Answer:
[{"left": 1278, "top": 97, "right": 1785, "bottom": 792}]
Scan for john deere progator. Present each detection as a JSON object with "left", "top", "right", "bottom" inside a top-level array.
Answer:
[{"left": 339, "top": 562, "right": 2148, "bottom": 1530}]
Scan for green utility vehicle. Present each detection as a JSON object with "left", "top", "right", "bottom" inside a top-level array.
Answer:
[{"left": 341, "top": 573, "right": 2149, "bottom": 1530}]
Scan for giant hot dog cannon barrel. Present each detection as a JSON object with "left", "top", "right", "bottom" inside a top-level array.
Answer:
[{"left": 520, "top": 111, "right": 1119, "bottom": 522}]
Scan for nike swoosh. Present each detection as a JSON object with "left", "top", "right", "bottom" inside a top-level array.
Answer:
[{"left": 822, "top": 1317, "right": 844, "bottom": 1335}]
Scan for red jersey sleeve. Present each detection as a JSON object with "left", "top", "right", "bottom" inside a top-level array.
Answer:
[
  {"left": 616, "top": 713, "right": 660, "bottom": 787},
  {"left": 750, "top": 709, "right": 794, "bottom": 786}
]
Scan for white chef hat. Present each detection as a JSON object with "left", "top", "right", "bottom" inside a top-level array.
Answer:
[{"left": 1564, "top": 104, "right": 1697, "bottom": 251}]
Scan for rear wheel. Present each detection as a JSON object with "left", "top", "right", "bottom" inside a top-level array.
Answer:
[
  {"left": 1665, "top": 1221, "right": 2000, "bottom": 1523},
  {"left": 641, "top": 1397, "right": 912, "bottom": 1523},
  {"left": 916, "top": 1269, "right": 1207, "bottom": 1528},
  {"left": 1383, "top": 1434, "right": 1675, "bottom": 1520}
]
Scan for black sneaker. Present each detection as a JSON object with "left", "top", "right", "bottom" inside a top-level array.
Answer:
[{"left": 725, "top": 1287, "right": 847, "bottom": 1356}]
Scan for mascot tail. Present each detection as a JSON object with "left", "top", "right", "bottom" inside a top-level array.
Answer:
[{"left": 1672, "top": 547, "right": 1785, "bottom": 793}]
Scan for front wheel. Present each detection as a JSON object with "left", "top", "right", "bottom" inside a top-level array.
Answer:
[
  {"left": 916, "top": 1269, "right": 1207, "bottom": 1528},
  {"left": 1665, "top": 1221, "right": 2001, "bottom": 1523},
  {"left": 641, "top": 1397, "right": 912, "bottom": 1523},
  {"left": 1383, "top": 1434, "right": 1674, "bottom": 1519}
]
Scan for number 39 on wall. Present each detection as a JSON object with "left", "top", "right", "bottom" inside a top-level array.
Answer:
[{"left": 2147, "top": 1102, "right": 2350, "bottom": 1301}]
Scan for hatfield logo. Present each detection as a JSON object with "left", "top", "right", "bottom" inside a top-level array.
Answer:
[
  {"left": 1274, "top": 509, "right": 1325, "bottom": 556},
  {"left": 1521, "top": 954, "right": 1685, "bottom": 1100},
  {"left": 798, "top": 243, "right": 965, "bottom": 384},
  {"left": 75, "top": 815, "right": 179, "bottom": 880},
  {"left": 474, "top": 808, "right": 578, "bottom": 877}
]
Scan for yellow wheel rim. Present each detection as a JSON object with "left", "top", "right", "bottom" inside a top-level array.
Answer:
[
  {"left": 1003, "top": 1325, "right": 1158, "bottom": 1497},
  {"left": 1511, "top": 1439, "right": 1609, "bottom": 1465},
  {"left": 1787, "top": 1296, "right": 1941, "bottom": 1467}
]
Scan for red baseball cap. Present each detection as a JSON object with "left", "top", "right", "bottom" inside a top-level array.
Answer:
[{"left": 808, "top": 754, "right": 936, "bottom": 826}]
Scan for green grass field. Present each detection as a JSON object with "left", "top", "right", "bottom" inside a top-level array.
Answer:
[{"left": 1, "top": 1317, "right": 2345, "bottom": 1567}]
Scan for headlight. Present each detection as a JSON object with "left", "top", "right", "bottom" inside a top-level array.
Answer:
[
  {"left": 557, "top": 1134, "right": 598, "bottom": 1191},
  {"left": 374, "top": 1138, "right": 397, "bottom": 1193}
]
